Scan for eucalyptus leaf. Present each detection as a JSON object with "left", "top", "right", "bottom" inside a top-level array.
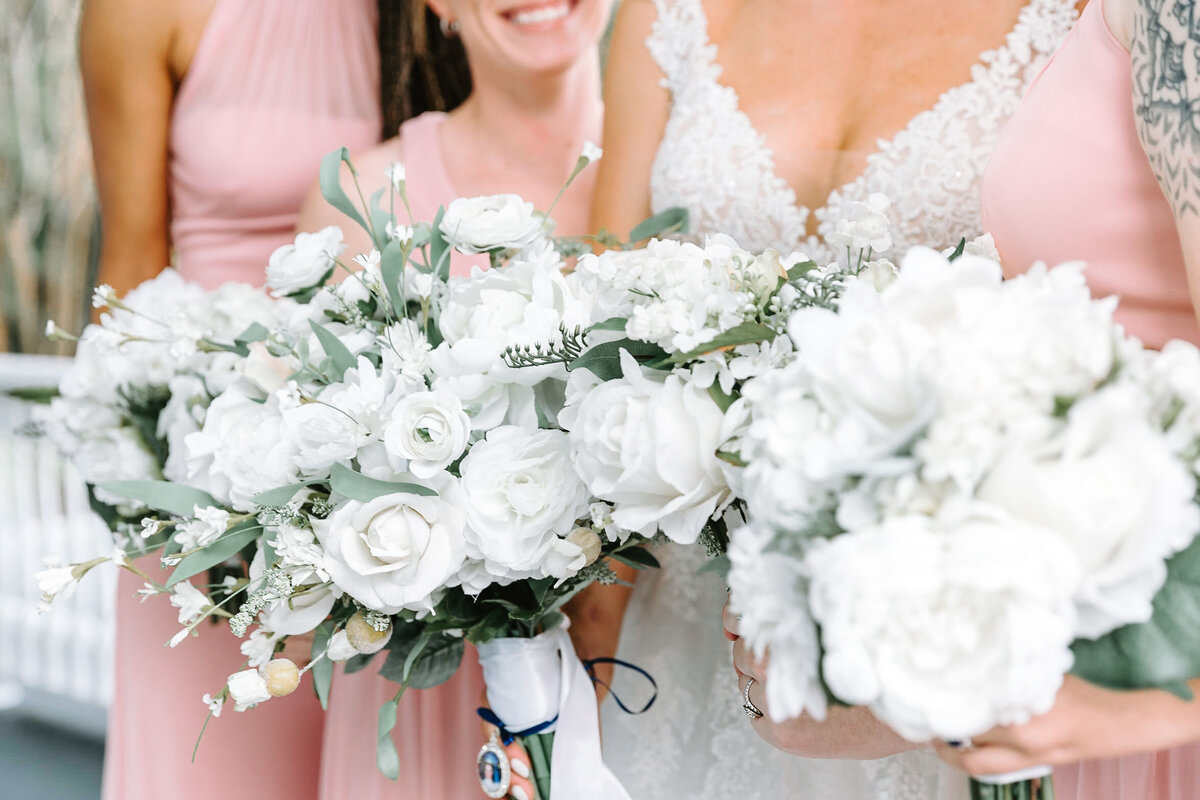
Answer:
[
  {"left": 308, "top": 320, "right": 357, "bottom": 379},
  {"left": 629, "top": 206, "right": 689, "bottom": 242},
  {"left": 378, "top": 622, "right": 428, "bottom": 684},
  {"left": 312, "top": 622, "right": 334, "bottom": 710},
  {"left": 95, "top": 480, "right": 218, "bottom": 519},
  {"left": 380, "top": 238, "right": 408, "bottom": 318},
  {"left": 368, "top": 188, "right": 391, "bottom": 250},
  {"left": 252, "top": 480, "right": 321, "bottom": 508},
  {"left": 319, "top": 148, "right": 372, "bottom": 240},
  {"left": 568, "top": 339, "right": 670, "bottom": 381},
  {"left": 406, "top": 636, "right": 465, "bottom": 689},
  {"left": 610, "top": 547, "right": 662, "bottom": 571},
  {"left": 343, "top": 651, "right": 379, "bottom": 675},
  {"left": 376, "top": 690, "right": 403, "bottom": 780},
  {"left": 235, "top": 322, "right": 270, "bottom": 346},
  {"left": 328, "top": 462, "right": 436, "bottom": 502},
  {"left": 430, "top": 206, "right": 450, "bottom": 283},
  {"left": 167, "top": 524, "right": 261, "bottom": 586},
  {"left": 1072, "top": 535, "right": 1200, "bottom": 698}
]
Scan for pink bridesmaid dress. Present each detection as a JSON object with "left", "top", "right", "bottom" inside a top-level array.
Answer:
[
  {"left": 983, "top": 1, "right": 1200, "bottom": 797},
  {"left": 317, "top": 111, "right": 487, "bottom": 800},
  {"left": 102, "top": 1, "right": 380, "bottom": 798}
]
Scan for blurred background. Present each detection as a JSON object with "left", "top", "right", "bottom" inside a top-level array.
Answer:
[{"left": 2, "top": 1, "right": 113, "bottom": 797}]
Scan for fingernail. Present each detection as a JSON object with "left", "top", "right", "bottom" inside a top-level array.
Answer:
[
  {"left": 511, "top": 786, "right": 530, "bottom": 800},
  {"left": 512, "top": 758, "right": 531, "bottom": 779}
]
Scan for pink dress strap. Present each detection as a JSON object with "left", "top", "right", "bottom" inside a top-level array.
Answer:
[{"left": 983, "top": 4, "right": 1200, "bottom": 796}]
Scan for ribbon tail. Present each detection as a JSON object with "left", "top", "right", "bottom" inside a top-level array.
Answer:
[{"left": 548, "top": 627, "right": 632, "bottom": 800}]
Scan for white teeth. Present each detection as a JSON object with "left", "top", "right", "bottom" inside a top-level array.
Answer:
[{"left": 510, "top": 2, "right": 569, "bottom": 25}]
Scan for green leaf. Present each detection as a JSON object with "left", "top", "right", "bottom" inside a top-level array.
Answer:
[
  {"left": 380, "top": 238, "right": 408, "bottom": 319},
  {"left": 406, "top": 635, "right": 465, "bottom": 689},
  {"left": 609, "top": 546, "right": 662, "bottom": 571},
  {"left": 1071, "top": 534, "right": 1200, "bottom": 698},
  {"left": 308, "top": 319, "right": 357, "bottom": 379},
  {"left": 568, "top": 338, "right": 670, "bottom": 381},
  {"left": 661, "top": 322, "right": 777, "bottom": 366},
  {"left": 786, "top": 260, "right": 820, "bottom": 282},
  {"left": 252, "top": 480, "right": 321, "bottom": 508},
  {"left": 376, "top": 690, "right": 404, "bottom": 780},
  {"left": 311, "top": 622, "right": 334, "bottom": 710},
  {"left": 401, "top": 628, "right": 434, "bottom": 683},
  {"left": 629, "top": 206, "right": 689, "bottom": 242},
  {"left": 95, "top": 480, "right": 218, "bottom": 519},
  {"left": 588, "top": 317, "right": 629, "bottom": 333},
  {"left": 328, "top": 462, "right": 437, "bottom": 502},
  {"left": 699, "top": 554, "right": 732, "bottom": 578},
  {"left": 708, "top": 383, "right": 736, "bottom": 413},
  {"left": 319, "top": 148, "right": 372, "bottom": 239},
  {"left": 343, "top": 651, "right": 379, "bottom": 675},
  {"left": 379, "top": 623, "right": 430, "bottom": 683},
  {"left": 946, "top": 237, "right": 967, "bottom": 262},
  {"left": 167, "top": 524, "right": 261, "bottom": 586},
  {"left": 430, "top": 206, "right": 450, "bottom": 283},
  {"left": 368, "top": 188, "right": 392, "bottom": 250},
  {"left": 4, "top": 385, "right": 58, "bottom": 403},
  {"left": 235, "top": 322, "right": 270, "bottom": 346}
]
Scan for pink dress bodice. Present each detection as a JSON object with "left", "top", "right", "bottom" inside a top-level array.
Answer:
[
  {"left": 169, "top": 0, "right": 381, "bottom": 289},
  {"left": 983, "top": 3, "right": 1200, "bottom": 798},
  {"left": 982, "top": 0, "right": 1197, "bottom": 349}
]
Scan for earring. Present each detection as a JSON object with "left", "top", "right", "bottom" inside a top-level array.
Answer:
[{"left": 439, "top": 17, "right": 461, "bottom": 37}]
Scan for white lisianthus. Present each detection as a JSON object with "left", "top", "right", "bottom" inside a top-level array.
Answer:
[
  {"left": 382, "top": 389, "right": 471, "bottom": 478},
  {"left": 315, "top": 473, "right": 467, "bottom": 614},
  {"left": 564, "top": 350, "right": 730, "bottom": 544},
  {"left": 170, "top": 583, "right": 211, "bottom": 626},
  {"left": 807, "top": 505, "right": 1080, "bottom": 741},
  {"left": 458, "top": 426, "right": 591, "bottom": 578},
  {"left": 266, "top": 226, "right": 345, "bottom": 296},
  {"left": 440, "top": 194, "right": 544, "bottom": 254},
  {"left": 227, "top": 668, "right": 272, "bottom": 711},
  {"left": 978, "top": 387, "right": 1200, "bottom": 638}
]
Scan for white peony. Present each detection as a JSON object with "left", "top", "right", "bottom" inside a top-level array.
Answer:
[
  {"left": 458, "top": 426, "right": 591, "bottom": 578},
  {"left": 315, "top": 473, "right": 467, "bottom": 614},
  {"left": 281, "top": 395, "right": 369, "bottom": 478},
  {"left": 808, "top": 505, "right": 1081, "bottom": 741},
  {"left": 977, "top": 386, "right": 1200, "bottom": 638},
  {"left": 382, "top": 389, "right": 471, "bottom": 478},
  {"left": 564, "top": 351, "right": 730, "bottom": 544},
  {"left": 440, "top": 194, "right": 545, "bottom": 254},
  {"left": 266, "top": 226, "right": 344, "bottom": 296}
]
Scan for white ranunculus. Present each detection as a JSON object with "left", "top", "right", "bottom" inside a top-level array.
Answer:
[
  {"left": 382, "top": 389, "right": 471, "bottom": 478},
  {"left": 227, "top": 668, "right": 272, "bottom": 711},
  {"left": 808, "top": 505, "right": 1080, "bottom": 741},
  {"left": 184, "top": 388, "right": 299, "bottom": 512},
  {"left": 977, "top": 386, "right": 1200, "bottom": 638},
  {"left": 564, "top": 351, "right": 730, "bottom": 544},
  {"left": 266, "top": 226, "right": 344, "bottom": 296},
  {"left": 315, "top": 473, "right": 467, "bottom": 614},
  {"left": 439, "top": 194, "right": 544, "bottom": 254},
  {"left": 458, "top": 427, "right": 591, "bottom": 578}
]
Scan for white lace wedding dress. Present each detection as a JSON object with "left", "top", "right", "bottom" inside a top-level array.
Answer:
[{"left": 599, "top": 1, "right": 1081, "bottom": 798}]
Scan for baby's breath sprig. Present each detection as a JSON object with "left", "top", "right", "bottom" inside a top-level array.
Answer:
[{"left": 502, "top": 325, "right": 588, "bottom": 368}]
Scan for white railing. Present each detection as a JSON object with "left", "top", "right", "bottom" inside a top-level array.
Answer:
[{"left": 0, "top": 353, "right": 113, "bottom": 731}]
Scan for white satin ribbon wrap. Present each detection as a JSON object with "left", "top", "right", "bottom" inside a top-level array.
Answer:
[
  {"left": 974, "top": 765, "right": 1053, "bottom": 785},
  {"left": 476, "top": 622, "right": 632, "bottom": 800}
]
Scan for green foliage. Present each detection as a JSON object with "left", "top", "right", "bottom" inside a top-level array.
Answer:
[
  {"left": 95, "top": 479, "right": 217, "bottom": 519},
  {"left": 311, "top": 621, "right": 334, "bottom": 710},
  {"left": 661, "top": 322, "right": 777, "bottom": 366},
  {"left": 379, "top": 238, "right": 408, "bottom": 319},
  {"left": 308, "top": 319, "right": 357, "bottom": 380},
  {"left": 319, "top": 148, "right": 373, "bottom": 243},
  {"left": 608, "top": 547, "right": 661, "bottom": 570},
  {"left": 167, "top": 523, "right": 261, "bottom": 586},
  {"left": 567, "top": 338, "right": 670, "bottom": 381},
  {"left": 629, "top": 207, "right": 689, "bottom": 242},
  {"left": 376, "top": 689, "right": 404, "bottom": 780},
  {"left": 328, "top": 462, "right": 436, "bottom": 502}
]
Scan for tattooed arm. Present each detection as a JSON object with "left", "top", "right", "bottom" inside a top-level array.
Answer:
[{"left": 1132, "top": 0, "right": 1200, "bottom": 314}]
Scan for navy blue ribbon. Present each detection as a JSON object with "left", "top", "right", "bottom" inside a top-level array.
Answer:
[
  {"left": 476, "top": 707, "right": 559, "bottom": 746},
  {"left": 583, "top": 657, "right": 658, "bottom": 715}
]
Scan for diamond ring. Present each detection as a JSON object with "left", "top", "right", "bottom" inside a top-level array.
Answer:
[{"left": 742, "top": 677, "right": 764, "bottom": 720}]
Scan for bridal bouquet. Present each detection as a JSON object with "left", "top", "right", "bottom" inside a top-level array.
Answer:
[
  {"left": 726, "top": 242, "right": 1200, "bottom": 796},
  {"left": 35, "top": 146, "right": 670, "bottom": 800}
]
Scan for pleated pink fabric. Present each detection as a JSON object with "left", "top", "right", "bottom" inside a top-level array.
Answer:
[
  {"left": 103, "top": 2, "right": 380, "bottom": 798},
  {"left": 318, "top": 111, "right": 487, "bottom": 800},
  {"left": 983, "top": 2, "right": 1200, "bottom": 796}
]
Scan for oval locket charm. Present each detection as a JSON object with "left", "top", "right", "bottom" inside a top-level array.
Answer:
[{"left": 477, "top": 730, "right": 512, "bottom": 799}]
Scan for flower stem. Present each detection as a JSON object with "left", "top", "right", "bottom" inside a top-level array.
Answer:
[{"left": 523, "top": 732, "right": 554, "bottom": 800}]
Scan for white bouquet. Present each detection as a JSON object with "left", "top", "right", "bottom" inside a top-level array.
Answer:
[{"left": 726, "top": 242, "right": 1200, "bottom": 795}]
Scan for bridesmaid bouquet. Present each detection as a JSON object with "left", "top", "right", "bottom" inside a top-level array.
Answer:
[
  {"left": 34, "top": 146, "right": 678, "bottom": 799},
  {"left": 725, "top": 242, "right": 1200, "bottom": 798}
]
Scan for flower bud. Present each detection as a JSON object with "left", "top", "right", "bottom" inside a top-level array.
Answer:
[
  {"left": 263, "top": 658, "right": 301, "bottom": 698},
  {"left": 345, "top": 611, "right": 393, "bottom": 654},
  {"left": 227, "top": 668, "right": 271, "bottom": 711},
  {"left": 566, "top": 527, "right": 602, "bottom": 566}
]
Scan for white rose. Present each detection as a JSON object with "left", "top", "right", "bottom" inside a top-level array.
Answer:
[
  {"left": 978, "top": 387, "right": 1200, "bottom": 638},
  {"left": 459, "top": 427, "right": 591, "bottom": 578},
  {"left": 184, "top": 388, "right": 299, "bottom": 511},
  {"left": 440, "top": 194, "right": 544, "bottom": 254},
  {"left": 382, "top": 389, "right": 471, "bottom": 478},
  {"left": 564, "top": 351, "right": 729, "bottom": 544},
  {"left": 315, "top": 473, "right": 467, "bottom": 614},
  {"left": 266, "top": 226, "right": 345, "bottom": 296},
  {"left": 227, "top": 668, "right": 272, "bottom": 711},
  {"left": 281, "top": 396, "right": 369, "bottom": 478},
  {"left": 808, "top": 506, "right": 1080, "bottom": 741}
]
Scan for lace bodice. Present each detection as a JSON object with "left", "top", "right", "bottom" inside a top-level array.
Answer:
[
  {"left": 647, "top": 0, "right": 1080, "bottom": 261},
  {"left": 601, "top": 3, "right": 1081, "bottom": 799}
]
